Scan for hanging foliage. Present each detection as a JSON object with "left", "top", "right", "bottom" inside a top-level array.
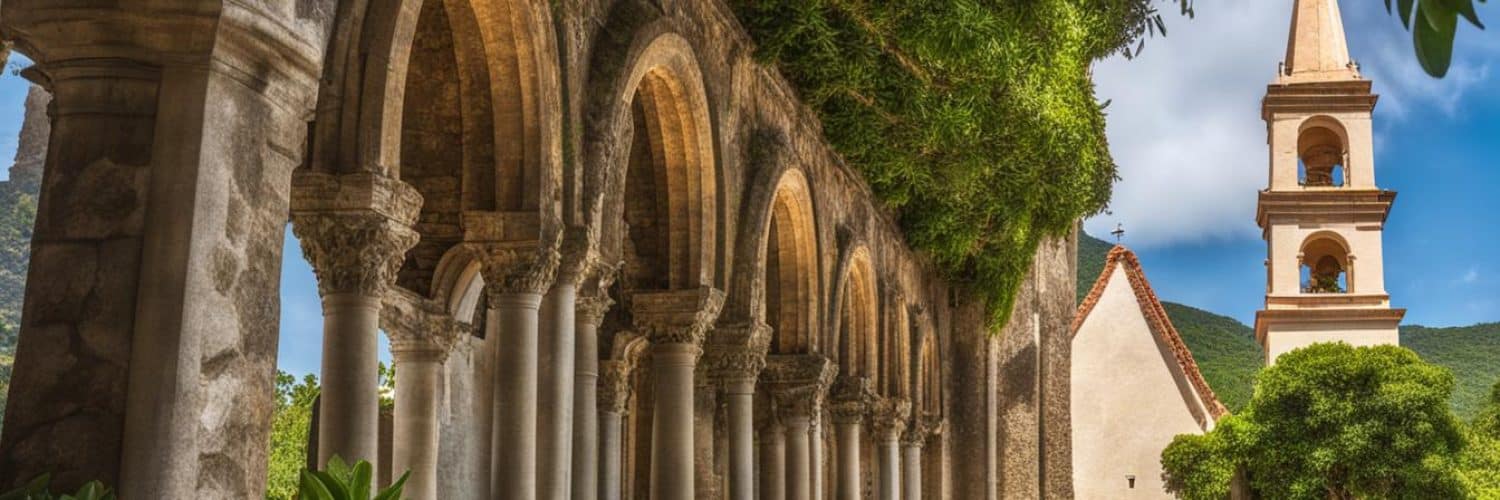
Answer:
[{"left": 732, "top": 0, "right": 1180, "bottom": 329}]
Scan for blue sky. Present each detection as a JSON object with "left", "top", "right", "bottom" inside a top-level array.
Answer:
[
  {"left": 1089, "top": 0, "right": 1500, "bottom": 328},
  {"left": 2, "top": 1, "right": 1498, "bottom": 378}
]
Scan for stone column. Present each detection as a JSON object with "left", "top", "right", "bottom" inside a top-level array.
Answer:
[
  {"left": 829, "top": 377, "right": 874, "bottom": 500},
  {"left": 759, "top": 415, "right": 786, "bottom": 500},
  {"left": 763, "top": 356, "right": 837, "bottom": 500},
  {"left": 294, "top": 174, "right": 423, "bottom": 471},
  {"left": 379, "top": 289, "right": 464, "bottom": 500},
  {"left": 811, "top": 417, "right": 825, "bottom": 500},
  {"left": 781, "top": 400, "right": 814, "bottom": 500},
  {"left": 705, "top": 324, "right": 770, "bottom": 500},
  {"left": 0, "top": 5, "right": 329, "bottom": 495},
  {"left": 572, "top": 262, "right": 619, "bottom": 500},
  {"left": 631, "top": 288, "right": 725, "bottom": 500},
  {"left": 900, "top": 422, "right": 927, "bottom": 500},
  {"left": 598, "top": 360, "right": 634, "bottom": 500},
  {"left": 538, "top": 234, "right": 593, "bottom": 500},
  {"left": 467, "top": 236, "right": 560, "bottom": 500},
  {"left": 872, "top": 399, "right": 911, "bottom": 500}
]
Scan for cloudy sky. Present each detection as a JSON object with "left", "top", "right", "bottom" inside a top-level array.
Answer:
[
  {"left": 1, "top": 1, "right": 1498, "bottom": 378},
  {"left": 1088, "top": 0, "right": 1500, "bottom": 328}
]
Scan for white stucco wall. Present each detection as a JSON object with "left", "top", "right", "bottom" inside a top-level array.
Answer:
[{"left": 1072, "top": 267, "right": 1211, "bottom": 499}]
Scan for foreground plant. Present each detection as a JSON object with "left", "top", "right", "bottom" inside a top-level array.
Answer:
[
  {"left": 0, "top": 474, "right": 114, "bottom": 500},
  {"left": 298, "top": 456, "right": 408, "bottom": 500}
]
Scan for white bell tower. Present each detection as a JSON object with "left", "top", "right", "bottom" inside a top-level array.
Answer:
[{"left": 1255, "top": 0, "right": 1403, "bottom": 364}]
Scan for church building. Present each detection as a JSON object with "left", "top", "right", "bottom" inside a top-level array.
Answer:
[
  {"left": 1071, "top": 246, "right": 1227, "bottom": 499},
  {"left": 1255, "top": 0, "right": 1404, "bottom": 364}
]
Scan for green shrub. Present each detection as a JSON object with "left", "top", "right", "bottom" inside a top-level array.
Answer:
[
  {"left": 298, "top": 456, "right": 408, "bottom": 500},
  {"left": 0, "top": 474, "right": 114, "bottom": 500}
]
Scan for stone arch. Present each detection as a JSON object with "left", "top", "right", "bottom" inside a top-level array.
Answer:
[
  {"left": 429, "top": 246, "right": 486, "bottom": 326},
  {"left": 719, "top": 135, "right": 822, "bottom": 353},
  {"left": 830, "top": 243, "right": 879, "bottom": 385},
  {"left": 593, "top": 32, "right": 719, "bottom": 292},
  {"left": 1296, "top": 115, "right": 1350, "bottom": 187},
  {"left": 881, "top": 287, "right": 910, "bottom": 398},
  {"left": 313, "top": 0, "right": 565, "bottom": 294},
  {"left": 1299, "top": 231, "right": 1354, "bottom": 293},
  {"left": 914, "top": 314, "right": 941, "bottom": 417}
]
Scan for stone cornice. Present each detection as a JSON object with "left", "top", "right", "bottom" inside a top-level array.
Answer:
[
  {"left": 631, "top": 287, "right": 726, "bottom": 346},
  {"left": 1262, "top": 80, "right": 1378, "bottom": 118},
  {"left": 1256, "top": 189, "right": 1396, "bottom": 230}
]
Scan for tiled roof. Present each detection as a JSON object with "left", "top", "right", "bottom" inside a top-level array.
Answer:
[{"left": 1071, "top": 245, "right": 1230, "bottom": 420}]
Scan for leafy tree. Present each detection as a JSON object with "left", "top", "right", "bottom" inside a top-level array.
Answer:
[
  {"left": 266, "top": 372, "right": 319, "bottom": 500},
  {"left": 1462, "top": 379, "right": 1500, "bottom": 497},
  {"left": 1162, "top": 343, "right": 1469, "bottom": 499},
  {"left": 1384, "top": 0, "right": 1488, "bottom": 77}
]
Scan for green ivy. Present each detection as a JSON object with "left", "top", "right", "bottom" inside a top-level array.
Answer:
[{"left": 732, "top": 0, "right": 1176, "bottom": 329}]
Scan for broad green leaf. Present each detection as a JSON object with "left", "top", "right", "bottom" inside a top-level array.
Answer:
[
  {"left": 349, "top": 461, "right": 373, "bottom": 500},
  {"left": 374, "top": 471, "right": 410, "bottom": 500},
  {"left": 1414, "top": 1, "right": 1459, "bottom": 77},
  {"left": 312, "top": 470, "right": 350, "bottom": 500},
  {"left": 298, "top": 470, "right": 336, "bottom": 500}
]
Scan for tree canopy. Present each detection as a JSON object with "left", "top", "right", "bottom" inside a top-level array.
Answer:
[
  {"left": 1386, "top": 0, "right": 1489, "bottom": 77},
  {"left": 731, "top": 0, "right": 1186, "bottom": 328},
  {"left": 1162, "top": 343, "right": 1477, "bottom": 499}
]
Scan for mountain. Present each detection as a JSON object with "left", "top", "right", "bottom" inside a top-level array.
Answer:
[
  {"left": 1401, "top": 324, "right": 1500, "bottom": 419},
  {"left": 1076, "top": 233, "right": 1262, "bottom": 411},
  {"left": 1077, "top": 232, "right": 1500, "bottom": 419}
]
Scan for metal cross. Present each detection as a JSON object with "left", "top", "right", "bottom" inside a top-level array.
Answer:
[{"left": 1111, "top": 223, "right": 1125, "bottom": 244}]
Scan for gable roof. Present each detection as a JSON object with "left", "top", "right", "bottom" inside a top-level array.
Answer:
[{"left": 1072, "top": 245, "right": 1230, "bottom": 420}]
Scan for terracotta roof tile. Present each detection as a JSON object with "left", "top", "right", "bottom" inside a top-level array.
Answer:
[{"left": 1071, "top": 245, "right": 1230, "bottom": 420}]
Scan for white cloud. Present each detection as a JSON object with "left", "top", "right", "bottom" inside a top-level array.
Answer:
[
  {"left": 1084, "top": 1, "right": 1500, "bottom": 248},
  {"left": 1084, "top": 0, "right": 1290, "bottom": 247},
  {"left": 1459, "top": 266, "right": 1480, "bottom": 285}
]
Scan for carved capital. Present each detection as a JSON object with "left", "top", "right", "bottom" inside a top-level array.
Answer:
[
  {"left": 293, "top": 213, "right": 419, "bottom": 297},
  {"left": 631, "top": 287, "right": 726, "bottom": 346},
  {"left": 599, "top": 360, "right": 634, "bottom": 414},
  {"left": 557, "top": 225, "right": 600, "bottom": 286},
  {"left": 871, "top": 398, "right": 912, "bottom": 439},
  {"left": 704, "top": 342, "right": 769, "bottom": 388},
  {"left": 465, "top": 242, "right": 560, "bottom": 299},
  {"left": 901, "top": 419, "right": 930, "bottom": 447},
  {"left": 576, "top": 259, "right": 621, "bottom": 325},
  {"left": 380, "top": 288, "right": 465, "bottom": 363},
  {"left": 772, "top": 383, "right": 822, "bottom": 420},
  {"left": 830, "top": 399, "right": 867, "bottom": 424},
  {"left": 576, "top": 295, "right": 615, "bottom": 326}
]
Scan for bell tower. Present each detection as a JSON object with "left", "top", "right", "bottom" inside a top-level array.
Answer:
[{"left": 1255, "top": 0, "right": 1404, "bottom": 363}]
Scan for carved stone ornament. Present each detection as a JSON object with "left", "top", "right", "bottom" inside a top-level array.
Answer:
[
  {"left": 704, "top": 322, "right": 772, "bottom": 384},
  {"left": 871, "top": 398, "right": 912, "bottom": 439},
  {"left": 380, "top": 287, "right": 466, "bottom": 362},
  {"left": 772, "top": 384, "right": 821, "bottom": 419},
  {"left": 292, "top": 211, "right": 420, "bottom": 297},
  {"left": 557, "top": 225, "right": 600, "bottom": 287},
  {"left": 631, "top": 287, "right": 726, "bottom": 346},
  {"left": 465, "top": 242, "right": 561, "bottom": 298},
  {"left": 575, "top": 257, "right": 621, "bottom": 325},
  {"left": 829, "top": 398, "right": 867, "bottom": 424},
  {"left": 901, "top": 419, "right": 930, "bottom": 447},
  {"left": 291, "top": 171, "right": 424, "bottom": 226},
  {"left": 599, "top": 360, "right": 634, "bottom": 414}
]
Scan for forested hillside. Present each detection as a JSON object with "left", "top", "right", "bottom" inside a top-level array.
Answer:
[
  {"left": 1077, "top": 232, "right": 1500, "bottom": 418},
  {"left": 0, "top": 85, "right": 47, "bottom": 433}
]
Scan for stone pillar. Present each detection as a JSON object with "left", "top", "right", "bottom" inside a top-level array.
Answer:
[
  {"left": 598, "top": 360, "right": 634, "bottom": 500},
  {"left": 294, "top": 174, "right": 422, "bottom": 471},
  {"left": 783, "top": 408, "right": 813, "bottom": 500},
  {"left": 811, "top": 418, "right": 826, "bottom": 500},
  {"left": 379, "top": 289, "right": 463, "bottom": 500},
  {"left": 900, "top": 422, "right": 927, "bottom": 500},
  {"left": 759, "top": 416, "right": 786, "bottom": 500},
  {"left": 829, "top": 376, "right": 875, "bottom": 500},
  {"left": 467, "top": 236, "right": 560, "bottom": 500},
  {"left": 0, "top": 4, "right": 330, "bottom": 495},
  {"left": 572, "top": 262, "right": 618, "bottom": 500},
  {"left": 538, "top": 234, "right": 593, "bottom": 500},
  {"left": 872, "top": 400, "right": 911, "bottom": 500},
  {"left": 705, "top": 324, "right": 770, "bottom": 500},
  {"left": 631, "top": 288, "right": 725, "bottom": 500}
]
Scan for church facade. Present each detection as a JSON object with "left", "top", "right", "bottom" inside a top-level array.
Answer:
[
  {"left": 1255, "top": 0, "right": 1404, "bottom": 363},
  {"left": 1071, "top": 246, "right": 1226, "bottom": 499},
  {"left": 0, "top": 0, "right": 1076, "bottom": 499}
]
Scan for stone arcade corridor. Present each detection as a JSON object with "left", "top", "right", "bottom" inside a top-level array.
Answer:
[{"left": 0, "top": 1, "right": 1075, "bottom": 498}]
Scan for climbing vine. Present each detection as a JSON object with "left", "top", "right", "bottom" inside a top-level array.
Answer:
[{"left": 733, "top": 0, "right": 1179, "bottom": 329}]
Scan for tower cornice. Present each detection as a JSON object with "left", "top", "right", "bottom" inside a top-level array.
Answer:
[
  {"left": 1256, "top": 189, "right": 1396, "bottom": 230},
  {"left": 1262, "top": 80, "right": 1377, "bottom": 119}
]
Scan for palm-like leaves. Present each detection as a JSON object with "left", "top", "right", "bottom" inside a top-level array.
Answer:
[
  {"left": 299, "top": 456, "right": 409, "bottom": 500},
  {"left": 0, "top": 475, "right": 116, "bottom": 500}
]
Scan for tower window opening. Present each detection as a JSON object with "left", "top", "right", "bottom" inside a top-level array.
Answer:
[
  {"left": 1299, "top": 235, "right": 1352, "bottom": 294},
  {"left": 1297, "top": 124, "right": 1347, "bottom": 187}
]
